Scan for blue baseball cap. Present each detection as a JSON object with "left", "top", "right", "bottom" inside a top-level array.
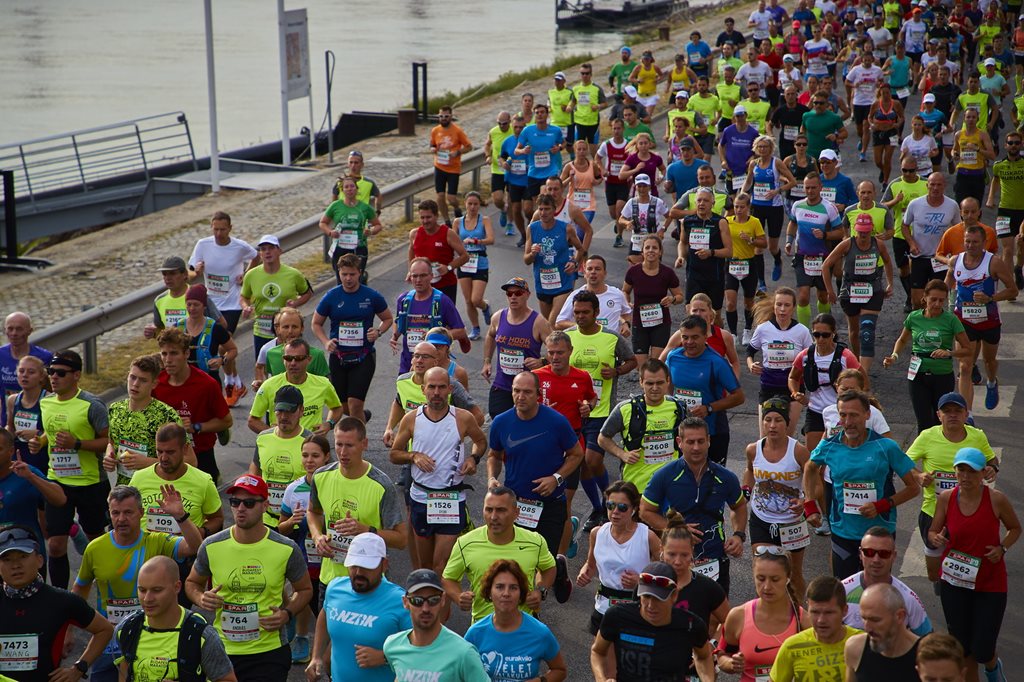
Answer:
[
  {"left": 953, "top": 447, "right": 986, "bottom": 471},
  {"left": 621, "top": 46, "right": 632, "bottom": 54},
  {"left": 937, "top": 392, "right": 968, "bottom": 410}
]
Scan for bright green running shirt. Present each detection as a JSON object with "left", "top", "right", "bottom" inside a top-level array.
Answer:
[
  {"left": 688, "top": 93, "right": 721, "bottom": 124},
  {"left": 252, "top": 427, "right": 312, "bottom": 524},
  {"left": 240, "top": 264, "right": 310, "bottom": 339},
  {"left": 131, "top": 463, "right": 221, "bottom": 536},
  {"left": 907, "top": 425, "right": 997, "bottom": 516},
  {"left": 323, "top": 199, "right": 376, "bottom": 250},
  {"left": 41, "top": 389, "right": 107, "bottom": 487},
  {"left": 249, "top": 373, "right": 341, "bottom": 432},
  {"left": 883, "top": 177, "right": 928, "bottom": 240},
  {"left": 107, "top": 398, "right": 183, "bottom": 486},
  {"left": 488, "top": 124, "right": 514, "bottom": 174},
  {"left": 992, "top": 157, "right": 1024, "bottom": 211}
]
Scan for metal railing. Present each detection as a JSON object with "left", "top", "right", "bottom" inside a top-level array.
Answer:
[
  {"left": 0, "top": 112, "right": 197, "bottom": 205},
  {"left": 34, "top": 149, "right": 487, "bottom": 370}
]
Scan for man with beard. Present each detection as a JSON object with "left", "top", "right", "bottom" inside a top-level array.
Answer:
[
  {"left": 844, "top": 583, "right": 922, "bottom": 681},
  {"left": 430, "top": 106, "right": 473, "bottom": 225},
  {"left": 305, "top": 533, "right": 411, "bottom": 682}
]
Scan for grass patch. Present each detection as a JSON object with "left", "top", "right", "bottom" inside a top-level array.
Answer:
[
  {"left": 414, "top": 53, "right": 597, "bottom": 113},
  {"left": 79, "top": 337, "right": 158, "bottom": 396}
]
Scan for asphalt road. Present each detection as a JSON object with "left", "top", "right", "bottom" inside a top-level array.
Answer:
[{"left": 67, "top": 90, "right": 1023, "bottom": 681}]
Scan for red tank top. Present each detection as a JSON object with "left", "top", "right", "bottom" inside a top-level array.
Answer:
[
  {"left": 738, "top": 599, "right": 802, "bottom": 682},
  {"left": 413, "top": 224, "right": 456, "bottom": 289},
  {"left": 943, "top": 486, "right": 1007, "bottom": 592},
  {"left": 604, "top": 139, "right": 630, "bottom": 185},
  {"left": 707, "top": 325, "right": 727, "bottom": 357}
]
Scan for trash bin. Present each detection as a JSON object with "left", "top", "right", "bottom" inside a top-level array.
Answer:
[
  {"left": 397, "top": 108, "right": 418, "bottom": 136},
  {"left": 658, "top": 24, "right": 671, "bottom": 41}
]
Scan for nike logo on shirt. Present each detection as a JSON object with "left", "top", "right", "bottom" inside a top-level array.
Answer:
[
  {"left": 506, "top": 432, "right": 545, "bottom": 448},
  {"left": 754, "top": 645, "right": 780, "bottom": 653}
]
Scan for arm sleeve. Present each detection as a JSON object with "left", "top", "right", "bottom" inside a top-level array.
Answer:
[
  {"left": 380, "top": 481, "right": 406, "bottom": 530},
  {"left": 614, "top": 333, "right": 635, "bottom": 361},
  {"left": 75, "top": 546, "right": 94, "bottom": 586},
  {"left": 192, "top": 542, "right": 212, "bottom": 578},
  {"left": 199, "top": 625, "right": 236, "bottom": 681},
  {"left": 314, "top": 292, "right": 332, "bottom": 318},
  {"left": 87, "top": 396, "right": 109, "bottom": 432},
  {"left": 309, "top": 476, "right": 323, "bottom": 513},
  {"left": 205, "top": 299, "right": 221, "bottom": 321},
  {"left": 285, "top": 542, "right": 307, "bottom": 582},
  {"left": 323, "top": 382, "right": 342, "bottom": 409},
  {"left": 66, "top": 590, "right": 100, "bottom": 627},
  {"left": 249, "top": 384, "right": 270, "bottom": 419},
  {"left": 600, "top": 403, "right": 626, "bottom": 439},
  {"left": 488, "top": 418, "right": 504, "bottom": 451},
  {"left": 555, "top": 291, "right": 577, "bottom": 326},
  {"left": 256, "top": 342, "right": 272, "bottom": 367}
]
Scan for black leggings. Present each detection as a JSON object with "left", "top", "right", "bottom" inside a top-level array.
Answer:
[
  {"left": 940, "top": 583, "right": 1007, "bottom": 664},
  {"left": 909, "top": 372, "right": 955, "bottom": 433}
]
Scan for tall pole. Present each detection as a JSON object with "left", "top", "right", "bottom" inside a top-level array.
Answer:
[
  {"left": 203, "top": 0, "right": 220, "bottom": 193},
  {"left": 278, "top": 0, "right": 291, "bottom": 165}
]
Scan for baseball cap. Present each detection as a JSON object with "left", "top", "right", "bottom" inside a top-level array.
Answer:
[
  {"left": 792, "top": 20, "right": 802, "bottom": 28},
  {"left": 623, "top": 85, "right": 639, "bottom": 98},
  {"left": 554, "top": 71, "right": 566, "bottom": 81},
  {"left": 406, "top": 568, "right": 444, "bottom": 594},
  {"left": 226, "top": 474, "right": 269, "bottom": 500},
  {"left": 0, "top": 527, "right": 39, "bottom": 557},
  {"left": 258, "top": 234, "right": 281, "bottom": 248},
  {"left": 426, "top": 332, "right": 452, "bottom": 346},
  {"left": 953, "top": 447, "right": 987, "bottom": 471},
  {"left": 637, "top": 561, "right": 678, "bottom": 601},
  {"left": 501, "top": 276, "right": 530, "bottom": 292},
  {"left": 621, "top": 46, "right": 632, "bottom": 54},
  {"left": 923, "top": 93, "right": 936, "bottom": 103},
  {"left": 855, "top": 18, "right": 865, "bottom": 24},
  {"left": 984, "top": 58, "right": 997, "bottom": 67},
  {"left": 675, "top": 90, "right": 690, "bottom": 99},
  {"left": 642, "top": 50, "right": 654, "bottom": 59},
  {"left": 274, "top": 385, "right": 303, "bottom": 412},
  {"left": 937, "top": 392, "right": 968, "bottom": 409},
  {"left": 783, "top": 54, "right": 796, "bottom": 62},
  {"left": 680, "top": 139, "right": 696, "bottom": 149},
  {"left": 819, "top": 149, "right": 839, "bottom": 162},
  {"left": 343, "top": 532, "right": 387, "bottom": 569},
  {"left": 634, "top": 173, "right": 652, "bottom": 185},
  {"left": 49, "top": 350, "right": 83, "bottom": 373},
  {"left": 733, "top": 104, "right": 748, "bottom": 115},
  {"left": 158, "top": 256, "right": 187, "bottom": 272},
  {"left": 912, "top": 7, "right": 922, "bottom": 13},
  {"left": 854, "top": 214, "right": 875, "bottom": 233}
]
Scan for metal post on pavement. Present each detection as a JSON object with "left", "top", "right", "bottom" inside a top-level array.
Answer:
[
  {"left": 203, "top": 0, "right": 220, "bottom": 193},
  {"left": 81, "top": 306, "right": 97, "bottom": 374},
  {"left": 325, "top": 50, "right": 335, "bottom": 164},
  {"left": 277, "top": 0, "right": 291, "bottom": 166}
]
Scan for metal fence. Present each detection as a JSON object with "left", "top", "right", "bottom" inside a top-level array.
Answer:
[{"left": 33, "top": 149, "right": 487, "bottom": 371}]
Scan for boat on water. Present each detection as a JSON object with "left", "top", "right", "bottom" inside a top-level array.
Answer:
[{"left": 555, "top": 0, "right": 684, "bottom": 28}]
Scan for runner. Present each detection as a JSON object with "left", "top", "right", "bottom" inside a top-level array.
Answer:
[
  {"left": 786, "top": 173, "right": 843, "bottom": 327},
  {"left": 484, "top": 111, "right": 513, "bottom": 230},
  {"left": 389, "top": 257, "right": 469, "bottom": 375},
  {"left": 500, "top": 115, "right": 530, "bottom": 243},
  {"left": 255, "top": 307, "right": 329, "bottom": 389},
  {"left": 882, "top": 161, "right": 929, "bottom": 313},
  {"left": 143, "top": 257, "right": 224, "bottom": 343},
  {"left": 901, "top": 172, "right": 961, "bottom": 308},
  {"left": 617, "top": 175, "right": 670, "bottom": 266},
  {"left": 624, "top": 236, "right": 683, "bottom": 368},
  {"left": 769, "top": 575, "right": 860, "bottom": 681},
  {"left": 0, "top": 312, "right": 52, "bottom": 426},
  {"left": 178, "top": 285, "right": 237, "bottom": 386},
  {"left": 515, "top": 104, "right": 565, "bottom": 206},
  {"left": 239, "top": 235, "right": 311, "bottom": 357},
  {"left": 743, "top": 135, "right": 797, "bottom": 286},
  {"left": 917, "top": 633, "right": 970, "bottom": 682},
  {"left": 868, "top": 83, "right": 904, "bottom": 184},
  {"left": 429, "top": 105, "right": 473, "bottom": 224},
  {"left": 0, "top": 430, "right": 66, "bottom": 567},
  {"left": 247, "top": 338, "right": 342, "bottom": 436},
  {"left": 846, "top": 49, "right": 886, "bottom": 163},
  {"left": 952, "top": 108, "right": 995, "bottom": 204},
  {"left": 678, "top": 190, "right": 732, "bottom": 312},
  {"left": 524, "top": 195, "right": 583, "bottom": 324},
  {"left": 249, "top": 386, "right": 312, "bottom": 529},
  {"left": 986, "top": 129, "right": 1024, "bottom": 281},
  {"left": 596, "top": 119, "right": 631, "bottom": 245},
  {"left": 329, "top": 150, "right": 381, "bottom": 212},
  {"left": 554, "top": 255, "right": 632, "bottom": 334},
  {"left": 721, "top": 193, "right": 767, "bottom": 339},
  {"left": 800, "top": 92, "right": 847, "bottom": 160},
  {"left": 5, "top": 355, "right": 48, "bottom": 473},
  {"left": 609, "top": 47, "right": 637, "bottom": 95},
  {"left": 318, "top": 176, "right": 382, "bottom": 285},
  {"left": 407, "top": 199, "right": 470, "bottom": 305},
  {"left": 571, "top": 62, "right": 607, "bottom": 159},
  {"left": 628, "top": 51, "right": 663, "bottom": 112},
  {"left": 719, "top": 106, "right": 759, "bottom": 194}
]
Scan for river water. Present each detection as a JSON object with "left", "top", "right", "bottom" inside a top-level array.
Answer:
[{"left": 1, "top": 0, "right": 639, "bottom": 155}]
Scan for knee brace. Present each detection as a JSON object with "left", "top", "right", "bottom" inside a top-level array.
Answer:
[{"left": 859, "top": 314, "right": 878, "bottom": 358}]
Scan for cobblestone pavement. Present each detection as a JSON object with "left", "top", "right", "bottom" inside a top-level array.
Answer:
[{"left": 1, "top": 0, "right": 749, "bottom": 356}]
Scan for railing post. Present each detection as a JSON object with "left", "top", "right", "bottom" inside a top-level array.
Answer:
[
  {"left": 3, "top": 171, "right": 16, "bottom": 263},
  {"left": 81, "top": 305, "right": 97, "bottom": 374},
  {"left": 405, "top": 196, "right": 414, "bottom": 222},
  {"left": 471, "top": 167, "right": 480, "bottom": 191}
]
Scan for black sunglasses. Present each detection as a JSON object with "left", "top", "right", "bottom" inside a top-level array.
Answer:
[
  {"left": 901, "top": 168, "right": 917, "bottom": 172},
  {"left": 407, "top": 594, "right": 443, "bottom": 607},
  {"left": 282, "top": 355, "right": 308, "bottom": 362},
  {"left": 605, "top": 501, "right": 630, "bottom": 512},
  {"left": 228, "top": 497, "right": 261, "bottom": 508},
  {"left": 812, "top": 331, "right": 834, "bottom": 339},
  {"left": 0, "top": 528, "right": 35, "bottom": 545},
  {"left": 47, "top": 368, "right": 71, "bottom": 377}
]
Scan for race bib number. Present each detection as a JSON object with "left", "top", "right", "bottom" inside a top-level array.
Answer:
[
  {"left": 117, "top": 438, "right": 148, "bottom": 480},
  {"left": 572, "top": 189, "right": 591, "bottom": 208},
  {"left": 405, "top": 328, "right": 426, "bottom": 351},
  {"left": 755, "top": 666, "right": 773, "bottom": 682},
  {"left": 933, "top": 470, "right": 958, "bottom": 492},
  {"left": 996, "top": 216, "right": 1013, "bottom": 237},
  {"left": 221, "top": 602, "right": 260, "bottom": 642},
  {"left": 336, "top": 321, "right": 364, "bottom": 348},
  {"left": 535, "top": 152, "right": 551, "bottom": 168},
  {"left": 639, "top": 303, "right": 664, "bottom": 328},
  {"left": 436, "top": 150, "right": 450, "bottom": 165},
  {"left": 753, "top": 182, "right": 771, "bottom": 202},
  {"left": 430, "top": 262, "right": 442, "bottom": 283},
  {"left": 854, "top": 254, "right": 877, "bottom": 275},
  {"left": 930, "top": 257, "right": 949, "bottom": 273},
  {"left": 731, "top": 174, "right": 748, "bottom": 190},
  {"left": 498, "top": 348, "right": 525, "bottom": 375},
  {"left": 960, "top": 149, "right": 977, "bottom": 165},
  {"left": 842, "top": 481, "right": 877, "bottom": 515},
  {"left": 578, "top": 92, "right": 591, "bottom": 106},
  {"left": 12, "top": 411, "right": 36, "bottom": 438},
  {"left": 779, "top": 520, "right": 811, "bottom": 551},
  {"left": 961, "top": 303, "right": 987, "bottom": 322},
  {"left": 941, "top": 550, "right": 982, "bottom": 590},
  {"left": 764, "top": 342, "right": 796, "bottom": 370},
  {"left": 728, "top": 259, "right": 750, "bottom": 279},
  {"left": 642, "top": 432, "right": 676, "bottom": 465},
  {"left": 0, "top": 634, "right": 38, "bottom": 671},
  {"left": 268, "top": 481, "right": 287, "bottom": 515},
  {"left": 164, "top": 309, "right": 186, "bottom": 328},
  {"left": 907, "top": 355, "right": 922, "bottom": 380},
  {"left": 673, "top": 388, "right": 703, "bottom": 410},
  {"left": 426, "top": 491, "right": 461, "bottom": 525},
  {"left": 803, "top": 255, "right": 824, "bottom": 277},
  {"left": 889, "top": 135, "right": 899, "bottom": 147},
  {"left": 328, "top": 531, "right": 354, "bottom": 563},
  {"left": 592, "top": 378, "right": 604, "bottom": 394},
  {"left": 51, "top": 450, "right": 83, "bottom": 478},
  {"left": 783, "top": 125, "right": 799, "bottom": 141},
  {"left": 461, "top": 253, "right": 480, "bottom": 274},
  {"left": 206, "top": 273, "right": 231, "bottom": 295},
  {"left": 510, "top": 159, "right": 527, "bottom": 174},
  {"left": 849, "top": 282, "right": 873, "bottom": 303},
  {"left": 689, "top": 227, "right": 711, "bottom": 249},
  {"left": 254, "top": 314, "right": 275, "bottom": 338},
  {"left": 896, "top": 87, "right": 910, "bottom": 99},
  {"left": 693, "top": 558, "right": 720, "bottom": 580},
  {"left": 790, "top": 184, "right": 807, "bottom": 198},
  {"left": 303, "top": 537, "right": 322, "bottom": 565},
  {"left": 609, "top": 160, "right": 624, "bottom": 176},
  {"left": 336, "top": 229, "right": 359, "bottom": 250},
  {"left": 820, "top": 186, "right": 837, "bottom": 203},
  {"left": 516, "top": 499, "right": 544, "bottom": 529},
  {"left": 106, "top": 598, "right": 141, "bottom": 626},
  {"left": 539, "top": 267, "right": 562, "bottom": 290},
  {"left": 145, "top": 506, "right": 181, "bottom": 535},
  {"left": 630, "top": 231, "right": 646, "bottom": 250}
]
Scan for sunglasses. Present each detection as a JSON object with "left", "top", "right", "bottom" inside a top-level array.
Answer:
[
  {"left": 795, "top": 142, "right": 808, "bottom": 147},
  {"left": 228, "top": 497, "right": 261, "bottom": 508},
  {"left": 1008, "top": 141, "right": 1022, "bottom": 145},
  {"left": 812, "top": 331, "right": 834, "bottom": 339},
  {"left": 406, "top": 594, "right": 443, "bottom": 607},
  {"left": 506, "top": 289, "right": 527, "bottom": 297},
  {"left": 348, "top": 151, "right": 363, "bottom": 158},
  {"left": 860, "top": 547, "right": 894, "bottom": 558},
  {"left": 580, "top": 70, "right": 592, "bottom": 75},
  {"left": 282, "top": 355, "right": 308, "bottom": 362},
  {"left": 47, "top": 368, "right": 72, "bottom": 377},
  {"left": 640, "top": 572, "right": 677, "bottom": 589},
  {"left": 0, "top": 528, "right": 35, "bottom": 545},
  {"left": 605, "top": 501, "right": 630, "bottom": 512},
  {"left": 754, "top": 545, "right": 787, "bottom": 556},
  {"left": 902, "top": 168, "right": 918, "bottom": 172}
]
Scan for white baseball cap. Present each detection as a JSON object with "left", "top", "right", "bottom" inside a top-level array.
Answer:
[
  {"left": 258, "top": 234, "right": 281, "bottom": 248},
  {"left": 634, "top": 173, "right": 652, "bottom": 185},
  {"left": 819, "top": 149, "right": 839, "bottom": 162},
  {"left": 343, "top": 532, "right": 387, "bottom": 569},
  {"left": 733, "top": 105, "right": 748, "bottom": 115},
  {"left": 624, "top": 85, "right": 639, "bottom": 98},
  {"left": 984, "top": 58, "right": 997, "bottom": 67},
  {"left": 922, "top": 93, "right": 936, "bottom": 103},
  {"left": 554, "top": 71, "right": 566, "bottom": 80}
]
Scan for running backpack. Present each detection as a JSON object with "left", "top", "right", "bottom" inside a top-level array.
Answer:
[
  {"left": 801, "top": 343, "right": 847, "bottom": 392},
  {"left": 117, "top": 610, "right": 208, "bottom": 682},
  {"left": 622, "top": 393, "right": 688, "bottom": 451},
  {"left": 178, "top": 318, "right": 215, "bottom": 371},
  {"left": 395, "top": 288, "right": 443, "bottom": 335}
]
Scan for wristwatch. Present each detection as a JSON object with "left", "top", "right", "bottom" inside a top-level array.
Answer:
[
  {"left": 733, "top": 530, "right": 747, "bottom": 542},
  {"left": 552, "top": 472, "right": 564, "bottom": 486},
  {"left": 538, "top": 586, "right": 549, "bottom": 601},
  {"left": 368, "top": 525, "right": 378, "bottom": 535},
  {"left": 175, "top": 513, "right": 190, "bottom": 525},
  {"left": 73, "top": 660, "right": 89, "bottom": 678}
]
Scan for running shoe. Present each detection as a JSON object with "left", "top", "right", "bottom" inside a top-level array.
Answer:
[
  {"left": 859, "top": 152, "right": 867, "bottom": 162},
  {"left": 225, "top": 384, "right": 247, "bottom": 407},
  {"left": 878, "top": 171, "right": 885, "bottom": 184},
  {"left": 856, "top": 140, "right": 862, "bottom": 152},
  {"left": 500, "top": 211, "right": 508, "bottom": 227},
  {"left": 285, "top": 618, "right": 296, "bottom": 645},
  {"left": 567, "top": 516, "right": 580, "bottom": 559},
  {"left": 813, "top": 517, "right": 831, "bottom": 536},
  {"left": 986, "top": 381, "right": 999, "bottom": 410},
  {"left": 757, "top": 282, "right": 768, "bottom": 296},
  {"left": 742, "top": 328, "right": 752, "bottom": 346},
  {"left": 966, "top": 414, "right": 976, "bottom": 426},
  {"left": 972, "top": 365, "right": 983, "bottom": 385},
  {"left": 291, "top": 636, "right": 311, "bottom": 664},
  {"left": 582, "top": 507, "right": 608, "bottom": 534},
  {"left": 505, "top": 224, "right": 515, "bottom": 236},
  {"left": 469, "top": 326, "right": 481, "bottom": 341},
  {"left": 363, "top": 409, "right": 372, "bottom": 424},
  {"left": 984, "top": 659, "right": 1007, "bottom": 682},
  {"left": 554, "top": 554, "right": 572, "bottom": 603},
  {"left": 483, "top": 301, "right": 492, "bottom": 322},
  {"left": 772, "top": 261, "right": 782, "bottom": 281},
  {"left": 614, "top": 234, "right": 623, "bottom": 248}
]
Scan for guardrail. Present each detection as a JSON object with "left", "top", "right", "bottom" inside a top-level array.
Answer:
[{"left": 34, "top": 149, "right": 487, "bottom": 371}]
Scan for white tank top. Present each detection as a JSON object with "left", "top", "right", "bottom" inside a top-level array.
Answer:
[
  {"left": 409, "top": 406, "right": 466, "bottom": 503},
  {"left": 751, "top": 436, "right": 803, "bottom": 525},
  {"left": 594, "top": 522, "right": 651, "bottom": 613}
]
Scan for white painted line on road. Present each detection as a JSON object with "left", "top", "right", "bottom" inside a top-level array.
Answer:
[
  {"left": 994, "top": 332, "right": 1024, "bottom": 361},
  {"left": 970, "top": 385, "right": 1016, "bottom": 418},
  {"left": 899, "top": 523, "right": 929, "bottom": 580}
]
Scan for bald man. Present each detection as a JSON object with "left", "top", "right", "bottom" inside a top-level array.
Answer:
[
  {"left": 844, "top": 583, "right": 921, "bottom": 681},
  {"left": 116, "top": 555, "right": 236, "bottom": 681},
  {"left": 0, "top": 312, "right": 53, "bottom": 423},
  {"left": 389, "top": 367, "right": 487, "bottom": 576}
]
